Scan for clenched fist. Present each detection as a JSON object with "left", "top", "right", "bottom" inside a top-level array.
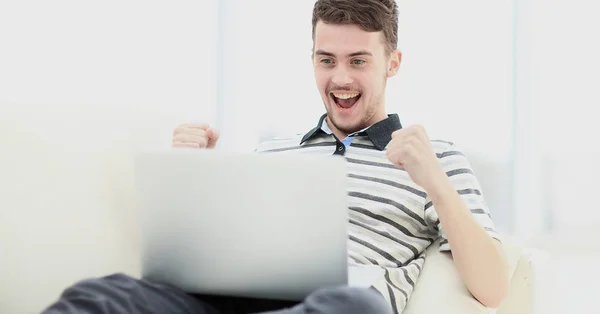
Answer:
[
  {"left": 172, "top": 123, "right": 220, "bottom": 149},
  {"left": 386, "top": 125, "right": 446, "bottom": 191}
]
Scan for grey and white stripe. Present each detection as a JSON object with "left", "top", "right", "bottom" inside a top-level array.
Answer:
[{"left": 254, "top": 122, "right": 499, "bottom": 314}]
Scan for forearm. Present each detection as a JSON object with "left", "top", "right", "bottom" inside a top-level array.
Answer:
[{"left": 428, "top": 178, "right": 510, "bottom": 308}]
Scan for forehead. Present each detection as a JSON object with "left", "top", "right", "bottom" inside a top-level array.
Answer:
[{"left": 313, "top": 21, "right": 385, "bottom": 56}]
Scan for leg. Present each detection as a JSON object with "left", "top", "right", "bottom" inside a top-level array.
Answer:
[
  {"left": 257, "top": 287, "right": 393, "bottom": 314},
  {"left": 190, "top": 294, "right": 298, "bottom": 314},
  {"left": 41, "top": 273, "right": 219, "bottom": 314}
]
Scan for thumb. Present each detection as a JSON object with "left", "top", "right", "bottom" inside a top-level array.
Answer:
[{"left": 206, "top": 128, "right": 220, "bottom": 148}]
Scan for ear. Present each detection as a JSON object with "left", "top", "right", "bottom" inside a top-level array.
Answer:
[{"left": 386, "top": 49, "right": 402, "bottom": 78}]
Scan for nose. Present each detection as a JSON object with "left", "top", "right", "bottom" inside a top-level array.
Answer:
[{"left": 331, "top": 66, "right": 353, "bottom": 86}]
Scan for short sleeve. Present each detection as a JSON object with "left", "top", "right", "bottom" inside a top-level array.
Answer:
[{"left": 424, "top": 143, "right": 502, "bottom": 252}]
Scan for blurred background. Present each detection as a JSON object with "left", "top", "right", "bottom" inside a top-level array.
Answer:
[{"left": 1, "top": 0, "right": 599, "bottom": 313}]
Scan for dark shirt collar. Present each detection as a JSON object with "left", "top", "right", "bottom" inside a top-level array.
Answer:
[{"left": 300, "top": 113, "right": 403, "bottom": 150}]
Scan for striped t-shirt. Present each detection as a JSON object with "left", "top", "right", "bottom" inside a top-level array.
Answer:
[{"left": 254, "top": 113, "right": 500, "bottom": 314}]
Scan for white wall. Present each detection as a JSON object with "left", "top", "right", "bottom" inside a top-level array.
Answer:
[
  {"left": 0, "top": 1, "right": 218, "bottom": 312},
  {"left": 390, "top": 0, "right": 514, "bottom": 162},
  {"left": 528, "top": 0, "right": 600, "bottom": 237},
  {"left": 218, "top": 0, "right": 515, "bottom": 160},
  {"left": 215, "top": 0, "right": 322, "bottom": 152},
  {"left": 511, "top": 0, "right": 600, "bottom": 242},
  {"left": 216, "top": 0, "right": 600, "bottom": 240},
  {"left": 2, "top": 0, "right": 600, "bottom": 313},
  {"left": 217, "top": 0, "right": 516, "bottom": 230},
  {"left": 0, "top": 0, "right": 217, "bottom": 123}
]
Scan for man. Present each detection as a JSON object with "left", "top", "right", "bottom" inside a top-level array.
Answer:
[{"left": 42, "top": 0, "right": 509, "bottom": 313}]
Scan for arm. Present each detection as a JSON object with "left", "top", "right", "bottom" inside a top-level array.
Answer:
[
  {"left": 386, "top": 126, "right": 510, "bottom": 308},
  {"left": 427, "top": 176, "right": 510, "bottom": 308}
]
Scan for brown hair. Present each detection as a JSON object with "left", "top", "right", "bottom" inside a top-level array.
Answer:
[{"left": 312, "top": 0, "right": 399, "bottom": 54}]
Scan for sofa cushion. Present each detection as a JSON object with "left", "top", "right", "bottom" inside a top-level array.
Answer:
[{"left": 402, "top": 240, "right": 523, "bottom": 314}]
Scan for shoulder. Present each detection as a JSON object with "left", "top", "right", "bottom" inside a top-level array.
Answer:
[
  {"left": 254, "top": 133, "right": 305, "bottom": 153},
  {"left": 430, "top": 139, "right": 477, "bottom": 175},
  {"left": 430, "top": 139, "right": 469, "bottom": 162},
  {"left": 430, "top": 139, "right": 458, "bottom": 155}
]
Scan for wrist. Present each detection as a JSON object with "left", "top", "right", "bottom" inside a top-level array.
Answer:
[{"left": 425, "top": 173, "right": 456, "bottom": 204}]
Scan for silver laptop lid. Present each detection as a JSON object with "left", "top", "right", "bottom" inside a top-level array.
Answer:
[{"left": 134, "top": 149, "right": 349, "bottom": 300}]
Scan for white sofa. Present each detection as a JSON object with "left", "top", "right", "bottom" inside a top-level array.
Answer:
[
  {"left": 0, "top": 103, "right": 543, "bottom": 314},
  {"left": 404, "top": 239, "right": 543, "bottom": 314}
]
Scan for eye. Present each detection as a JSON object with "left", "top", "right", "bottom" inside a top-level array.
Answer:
[
  {"left": 351, "top": 59, "right": 366, "bottom": 65},
  {"left": 320, "top": 58, "right": 334, "bottom": 65}
]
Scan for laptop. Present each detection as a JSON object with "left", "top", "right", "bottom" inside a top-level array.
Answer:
[{"left": 134, "top": 148, "right": 384, "bottom": 301}]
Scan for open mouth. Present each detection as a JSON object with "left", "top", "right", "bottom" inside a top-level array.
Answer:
[{"left": 331, "top": 92, "right": 361, "bottom": 110}]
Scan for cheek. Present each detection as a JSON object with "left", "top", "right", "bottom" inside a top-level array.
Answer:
[
  {"left": 356, "top": 74, "right": 376, "bottom": 94},
  {"left": 314, "top": 74, "right": 329, "bottom": 94},
  {"left": 365, "top": 70, "right": 386, "bottom": 92}
]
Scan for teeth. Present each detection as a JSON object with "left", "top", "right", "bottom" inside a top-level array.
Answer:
[{"left": 332, "top": 92, "right": 360, "bottom": 99}]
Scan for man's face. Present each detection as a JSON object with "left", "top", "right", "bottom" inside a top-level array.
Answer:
[{"left": 312, "top": 21, "right": 400, "bottom": 136}]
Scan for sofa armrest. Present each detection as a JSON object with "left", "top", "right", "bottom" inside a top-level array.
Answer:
[
  {"left": 403, "top": 239, "right": 543, "bottom": 314},
  {"left": 402, "top": 241, "right": 496, "bottom": 314},
  {"left": 497, "top": 248, "right": 548, "bottom": 314}
]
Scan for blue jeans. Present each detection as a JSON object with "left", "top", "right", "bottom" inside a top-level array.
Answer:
[{"left": 41, "top": 273, "right": 392, "bottom": 314}]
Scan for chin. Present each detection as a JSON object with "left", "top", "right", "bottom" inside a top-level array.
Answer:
[{"left": 327, "top": 112, "right": 365, "bottom": 134}]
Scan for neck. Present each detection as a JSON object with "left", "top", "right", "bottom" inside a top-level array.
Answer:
[
  {"left": 328, "top": 122, "right": 348, "bottom": 141},
  {"left": 326, "top": 112, "right": 388, "bottom": 140}
]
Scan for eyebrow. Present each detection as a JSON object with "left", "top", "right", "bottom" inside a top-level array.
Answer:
[{"left": 314, "top": 50, "right": 373, "bottom": 57}]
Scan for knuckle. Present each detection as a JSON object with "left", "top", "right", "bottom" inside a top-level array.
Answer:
[
  {"left": 408, "top": 125, "right": 422, "bottom": 134},
  {"left": 174, "top": 134, "right": 188, "bottom": 142},
  {"left": 197, "top": 138, "right": 208, "bottom": 147},
  {"left": 194, "top": 129, "right": 207, "bottom": 137}
]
